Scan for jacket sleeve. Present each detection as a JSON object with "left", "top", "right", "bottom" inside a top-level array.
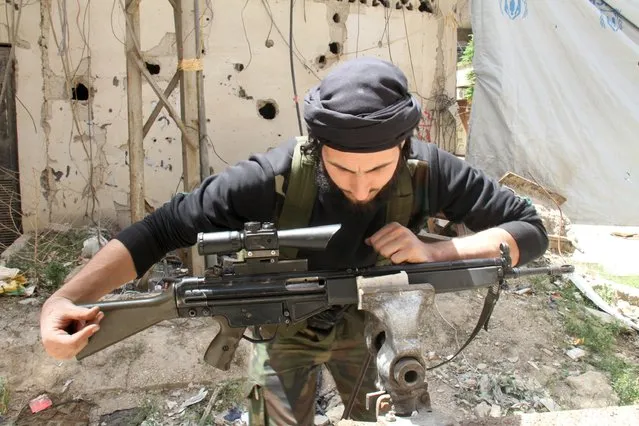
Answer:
[
  {"left": 427, "top": 144, "right": 549, "bottom": 265},
  {"left": 114, "top": 151, "right": 282, "bottom": 277}
]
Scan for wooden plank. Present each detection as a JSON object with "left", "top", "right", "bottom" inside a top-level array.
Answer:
[
  {"left": 130, "top": 53, "right": 196, "bottom": 149},
  {"left": 174, "top": 0, "right": 204, "bottom": 275},
  {"left": 142, "top": 70, "right": 180, "bottom": 138},
  {"left": 125, "top": 0, "right": 145, "bottom": 223}
]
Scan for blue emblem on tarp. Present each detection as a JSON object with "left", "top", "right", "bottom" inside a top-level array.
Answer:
[
  {"left": 589, "top": 0, "right": 623, "bottom": 31},
  {"left": 500, "top": 0, "right": 528, "bottom": 20}
]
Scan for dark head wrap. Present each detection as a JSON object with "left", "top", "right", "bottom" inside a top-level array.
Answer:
[{"left": 303, "top": 57, "right": 422, "bottom": 153}]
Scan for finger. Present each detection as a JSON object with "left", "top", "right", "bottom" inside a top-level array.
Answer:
[
  {"left": 93, "top": 311, "right": 105, "bottom": 325},
  {"left": 368, "top": 226, "right": 402, "bottom": 249},
  {"left": 69, "top": 323, "right": 100, "bottom": 348},
  {"left": 374, "top": 236, "right": 407, "bottom": 259},
  {"left": 366, "top": 222, "right": 401, "bottom": 246},
  {"left": 372, "top": 232, "right": 411, "bottom": 257},
  {"left": 390, "top": 250, "right": 410, "bottom": 264},
  {"left": 85, "top": 312, "right": 104, "bottom": 328},
  {"left": 65, "top": 305, "right": 101, "bottom": 321}
]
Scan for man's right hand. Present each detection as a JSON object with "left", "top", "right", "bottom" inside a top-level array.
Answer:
[{"left": 40, "top": 295, "right": 105, "bottom": 360}]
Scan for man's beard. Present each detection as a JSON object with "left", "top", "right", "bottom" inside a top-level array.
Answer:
[{"left": 314, "top": 156, "right": 403, "bottom": 215}]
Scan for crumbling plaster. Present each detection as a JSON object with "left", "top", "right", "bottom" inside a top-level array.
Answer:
[{"left": 1, "top": 0, "right": 461, "bottom": 232}]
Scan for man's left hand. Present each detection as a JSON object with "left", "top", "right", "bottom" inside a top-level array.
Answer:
[{"left": 365, "top": 222, "right": 435, "bottom": 264}]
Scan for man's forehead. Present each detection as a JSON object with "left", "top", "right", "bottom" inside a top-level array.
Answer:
[{"left": 322, "top": 146, "right": 399, "bottom": 174}]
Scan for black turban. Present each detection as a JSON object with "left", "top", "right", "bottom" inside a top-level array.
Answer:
[{"left": 303, "top": 57, "right": 422, "bottom": 153}]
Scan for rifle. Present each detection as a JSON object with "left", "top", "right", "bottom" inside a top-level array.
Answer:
[{"left": 74, "top": 221, "right": 574, "bottom": 377}]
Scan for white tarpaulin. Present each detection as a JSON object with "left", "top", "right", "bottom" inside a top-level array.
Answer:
[{"left": 466, "top": 0, "right": 639, "bottom": 226}]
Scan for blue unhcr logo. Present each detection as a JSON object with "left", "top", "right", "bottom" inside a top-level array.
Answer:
[
  {"left": 500, "top": 0, "right": 528, "bottom": 20},
  {"left": 589, "top": 0, "right": 623, "bottom": 31}
]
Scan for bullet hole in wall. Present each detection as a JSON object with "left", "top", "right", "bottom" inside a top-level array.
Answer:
[
  {"left": 265, "top": 39, "right": 274, "bottom": 48},
  {"left": 395, "top": 1, "right": 402, "bottom": 9},
  {"left": 332, "top": 13, "right": 340, "bottom": 23},
  {"left": 145, "top": 62, "right": 161, "bottom": 75},
  {"left": 329, "top": 42, "right": 341, "bottom": 55},
  {"left": 234, "top": 63, "right": 245, "bottom": 72},
  {"left": 257, "top": 100, "right": 278, "bottom": 120},
  {"left": 316, "top": 55, "right": 327, "bottom": 69},
  {"left": 406, "top": 2, "right": 413, "bottom": 10},
  {"left": 108, "top": 108, "right": 113, "bottom": 113},
  {"left": 418, "top": 0, "right": 433, "bottom": 13},
  {"left": 72, "top": 83, "right": 89, "bottom": 101}
]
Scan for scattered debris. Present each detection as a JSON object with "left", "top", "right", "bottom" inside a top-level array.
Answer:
[
  {"left": 170, "top": 387, "right": 208, "bottom": 416},
  {"left": 223, "top": 406, "right": 243, "bottom": 422},
  {"left": 570, "top": 274, "right": 639, "bottom": 331},
  {"left": 0, "top": 266, "right": 28, "bottom": 296},
  {"left": 498, "top": 171, "right": 573, "bottom": 254},
  {"left": 99, "top": 407, "right": 147, "bottom": 425},
  {"left": 498, "top": 172, "right": 567, "bottom": 206},
  {"left": 0, "top": 234, "right": 31, "bottom": 265},
  {"left": 474, "top": 401, "right": 491, "bottom": 417},
  {"left": 314, "top": 414, "right": 330, "bottom": 425},
  {"left": 61, "top": 379, "right": 73, "bottom": 393},
  {"left": 611, "top": 231, "right": 639, "bottom": 240},
  {"left": 17, "top": 395, "right": 94, "bottom": 424},
  {"left": 455, "top": 371, "right": 548, "bottom": 416},
  {"left": 29, "top": 394, "right": 52, "bottom": 413},
  {"left": 489, "top": 404, "right": 502, "bottom": 417},
  {"left": 541, "top": 348, "right": 554, "bottom": 356},
  {"left": 539, "top": 397, "right": 561, "bottom": 411},
  {"left": 81, "top": 235, "right": 108, "bottom": 258},
  {"left": 565, "top": 347, "right": 587, "bottom": 361}
]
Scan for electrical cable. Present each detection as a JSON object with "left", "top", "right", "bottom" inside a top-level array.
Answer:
[{"left": 289, "top": 0, "right": 303, "bottom": 135}]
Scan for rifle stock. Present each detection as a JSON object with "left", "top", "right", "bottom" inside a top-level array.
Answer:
[
  {"left": 204, "top": 317, "right": 246, "bottom": 371},
  {"left": 76, "top": 286, "right": 178, "bottom": 360}
]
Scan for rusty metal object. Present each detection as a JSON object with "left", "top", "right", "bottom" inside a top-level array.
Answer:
[{"left": 357, "top": 271, "right": 435, "bottom": 417}]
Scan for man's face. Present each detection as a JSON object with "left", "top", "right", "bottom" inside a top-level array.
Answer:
[{"left": 320, "top": 144, "right": 401, "bottom": 205}]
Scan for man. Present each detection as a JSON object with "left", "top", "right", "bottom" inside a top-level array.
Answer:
[{"left": 40, "top": 57, "right": 548, "bottom": 424}]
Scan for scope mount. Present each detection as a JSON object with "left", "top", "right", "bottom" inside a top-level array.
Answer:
[{"left": 216, "top": 222, "right": 309, "bottom": 276}]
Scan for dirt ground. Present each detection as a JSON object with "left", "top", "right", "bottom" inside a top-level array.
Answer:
[{"left": 2, "top": 262, "right": 637, "bottom": 426}]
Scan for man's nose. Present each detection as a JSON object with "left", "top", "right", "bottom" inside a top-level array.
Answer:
[{"left": 350, "top": 176, "right": 371, "bottom": 201}]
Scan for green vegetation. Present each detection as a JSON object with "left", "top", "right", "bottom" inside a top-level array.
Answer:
[
  {"left": 4, "top": 228, "right": 90, "bottom": 293},
  {"left": 555, "top": 282, "right": 639, "bottom": 405},
  {"left": 0, "top": 377, "right": 8, "bottom": 415},
  {"left": 578, "top": 262, "right": 639, "bottom": 289},
  {"left": 458, "top": 35, "right": 476, "bottom": 102}
]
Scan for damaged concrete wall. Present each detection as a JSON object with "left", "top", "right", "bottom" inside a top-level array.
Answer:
[{"left": 2, "top": 0, "right": 461, "bottom": 232}]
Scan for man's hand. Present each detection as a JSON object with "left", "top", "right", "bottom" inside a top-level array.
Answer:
[
  {"left": 365, "top": 222, "right": 436, "bottom": 264},
  {"left": 40, "top": 295, "right": 104, "bottom": 360},
  {"left": 366, "top": 222, "right": 522, "bottom": 266}
]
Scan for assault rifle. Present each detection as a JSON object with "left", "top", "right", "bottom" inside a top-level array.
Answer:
[{"left": 74, "top": 222, "right": 573, "bottom": 376}]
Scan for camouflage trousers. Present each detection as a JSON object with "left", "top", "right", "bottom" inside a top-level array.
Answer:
[{"left": 245, "top": 305, "right": 379, "bottom": 425}]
